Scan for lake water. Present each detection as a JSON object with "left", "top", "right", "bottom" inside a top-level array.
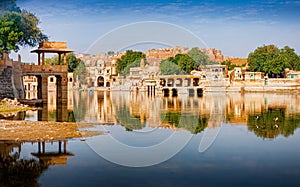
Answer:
[{"left": 1, "top": 91, "right": 300, "bottom": 186}]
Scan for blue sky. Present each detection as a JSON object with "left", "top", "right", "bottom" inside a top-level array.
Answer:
[{"left": 14, "top": 0, "right": 300, "bottom": 62}]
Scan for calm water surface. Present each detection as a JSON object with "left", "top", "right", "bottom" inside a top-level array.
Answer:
[{"left": 1, "top": 91, "right": 300, "bottom": 186}]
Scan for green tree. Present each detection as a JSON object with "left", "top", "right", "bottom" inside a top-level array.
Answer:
[
  {"left": 221, "top": 60, "right": 238, "bottom": 71},
  {"left": 280, "top": 46, "right": 300, "bottom": 70},
  {"left": 248, "top": 44, "right": 280, "bottom": 73},
  {"left": 107, "top": 51, "right": 115, "bottom": 56},
  {"left": 160, "top": 48, "right": 214, "bottom": 75},
  {"left": 0, "top": 12, "right": 24, "bottom": 53},
  {"left": 0, "top": 1, "right": 47, "bottom": 54},
  {"left": 175, "top": 54, "right": 196, "bottom": 73},
  {"left": 248, "top": 44, "right": 300, "bottom": 76},
  {"left": 45, "top": 53, "right": 81, "bottom": 72},
  {"left": 187, "top": 47, "right": 212, "bottom": 66},
  {"left": 116, "top": 50, "right": 146, "bottom": 76},
  {"left": 160, "top": 58, "right": 183, "bottom": 75},
  {"left": 74, "top": 61, "right": 87, "bottom": 85},
  {"left": 263, "top": 55, "right": 285, "bottom": 75}
]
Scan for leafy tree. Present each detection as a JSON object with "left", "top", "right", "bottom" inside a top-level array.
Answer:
[
  {"left": 247, "top": 44, "right": 300, "bottom": 76},
  {"left": 221, "top": 60, "right": 238, "bottom": 71},
  {"left": 160, "top": 48, "right": 214, "bottom": 75},
  {"left": 74, "top": 61, "right": 87, "bottom": 85},
  {"left": 107, "top": 51, "right": 115, "bottom": 56},
  {"left": 175, "top": 54, "right": 197, "bottom": 73},
  {"left": 45, "top": 53, "right": 81, "bottom": 72},
  {"left": 160, "top": 58, "right": 183, "bottom": 75},
  {"left": 263, "top": 55, "right": 285, "bottom": 75},
  {"left": 0, "top": 12, "right": 23, "bottom": 53},
  {"left": 0, "top": 1, "right": 47, "bottom": 54},
  {"left": 248, "top": 44, "right": 280, "bottom": 73},
  {"left": 116, "top": 50, "right": 146, "bottom": 76},
  {"left": 187, "top": 47, "right": 211, "bottom": 66},
  {"left": 280, "top": 46, "right": 300, "bottom": 70}
]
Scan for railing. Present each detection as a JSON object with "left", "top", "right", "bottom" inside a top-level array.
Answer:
[{"left": 22, "top": 64, "right": 68, "bottom": 74}]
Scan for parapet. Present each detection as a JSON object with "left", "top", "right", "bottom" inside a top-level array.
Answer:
[{"left": 39, "top": 41, "right": 67, "bottom": 49}]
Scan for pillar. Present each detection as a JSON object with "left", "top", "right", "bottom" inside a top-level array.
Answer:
[
  {"left": 38, "top": 52, "right": 41, "bottom": 65},
  {"left": 37, "top": 75, "right": 48, "bottom": 103},
  {"left": 42, "top": 75, "right": 48, "bottom": 103},
  {"left": 38, "top": 102, "right": 48, "bottom": 121},
  {"left": 58, "top": 53, "right": 61, "bottom": 65},
  {"left": 63, "top": 53, "right": 67, "bottom": 65},
  {"left": 42, "top": 52, "right": 45, "bottom": 65},
  {"left": 56, "top": 74, "right": 68, "bottom": 122},
  {"left": 42, "top": 141, "right": 45, "bottom": 154},
  {"left": 37, "top": 75, "right": 42, "bottom": 99},
  {"left": 58, "top": 141, "right": 62, "bottom": 154},
  {"left": 38, "top": 142, "right": 41, "bottom": 154},
  {"left": 64, "top": 140, "right": 67, "bottom": 154}
]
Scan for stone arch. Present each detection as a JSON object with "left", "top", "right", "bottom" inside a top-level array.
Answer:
[{"left": 97, "top": 76, "right": 105, "bottom": 87}]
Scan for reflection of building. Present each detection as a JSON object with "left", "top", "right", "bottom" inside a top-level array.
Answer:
[
  {"left": 74, "top": 91, "right": 300, "bottom": 132},
  {"left": 31, "top": 140, "right": 73, "bottom": 165},
  {"left": 0, "top": 141, "right": 22, "bottom": 158},
  {"left": 23, "top": 76, "right": 38, "bottom": 91}
]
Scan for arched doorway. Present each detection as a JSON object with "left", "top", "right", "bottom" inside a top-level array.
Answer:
[{"left": 97, "top": 76, "right": 105, "bottom": 87}]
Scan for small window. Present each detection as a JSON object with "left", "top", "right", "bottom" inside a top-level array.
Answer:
[
  {"left": 107, "top": 70, "right": 110, "bottom": 73},
  {"left": 69, "top": 78, "right": 73, "bottom": 82},
  {"left": 50, "top": 77, "right": 54, "bottom": 82}
]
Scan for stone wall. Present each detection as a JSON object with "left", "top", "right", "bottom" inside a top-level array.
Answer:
[
  {"left": 0, "top": 54, "right": 24, "bottom": 99},
  {"left": 200, "top": 48, "right": 231, "bottom": 63},
  {"left": 146, "top": 46, "right": 189, "bottom": 65},
  {"left": 0, "top": 66, "right": 15, "bottom": 99}
]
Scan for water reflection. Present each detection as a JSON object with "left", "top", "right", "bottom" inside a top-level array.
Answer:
[
  {"left": 73, "top": 91, "right": 300, "bottom": 139},
  {"left": 0, "top": 140, "right": 73, "bottom": 187},
  {"left": 0, "top": 91, "right": 75, "bottom": 122},
  {"left": 248, "top": 108, "right": 300, "bottom": 139},
  {"left": 2, "top": 91, "right": 300, "bottom": 139}
]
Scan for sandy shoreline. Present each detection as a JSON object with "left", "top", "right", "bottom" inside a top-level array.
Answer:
[{"left": 0, "top": 120, "right": 102, "bottom": 141}]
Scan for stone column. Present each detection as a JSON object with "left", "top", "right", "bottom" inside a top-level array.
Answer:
[
  {"left": 42, "top": 52, "right": 45, "bottom": 65},
  {"left": 58, "top": 53, "right": 61, "bottom": 65},
  {"left": 41, "top": 75, "right": 48, "bottom": 103},
  {"left": 38, "top": 53, "right": 41, "bottom": 65},
  {"left": 38, "top": 103, "right": 48, "bottom": 121},
  {"left": 37, "top": 75, "right": 42, "bottom": 99},
  {"left": 63, "top": 53, "right": 67, "bottom": 65},
  {"left": 56, "top": 74, "right": 68, "bottom": 122}
]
